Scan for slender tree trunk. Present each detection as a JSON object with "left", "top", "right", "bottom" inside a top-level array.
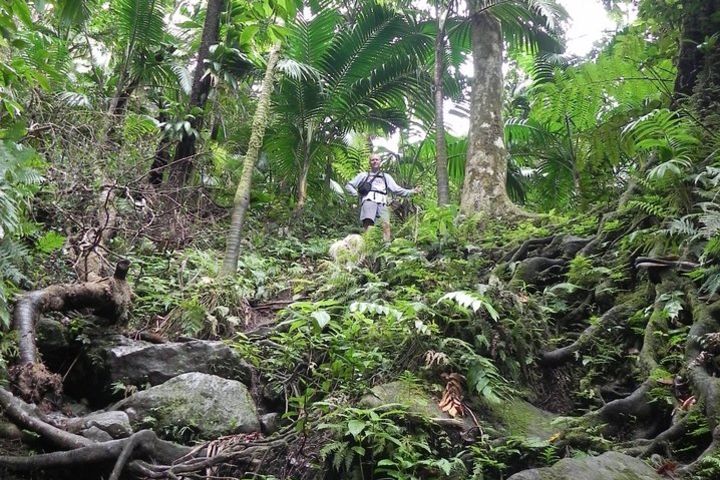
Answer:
[
  {"left": 168, "top": 0, "right": 224, "bottom": 185},
  {"left": 221, "top": 43, "right": 281, "bottom": 276},
  {"left": 459, "top": 7, "right": 519, "bottom": 217},
  {"left": 150, "top": 109, "right": 171, "bottom": 185},
  {"left": 434, "top": 2, "right": 450, "bottom": 206},
  {"left": 294, "top": 144, "right": 311, "bottom": 212}
]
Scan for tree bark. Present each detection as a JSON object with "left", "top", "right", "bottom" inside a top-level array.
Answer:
[
  {"left": 168, "top": 0, "right": 224, "bottom": 185},
  {"left": 221, "top": 43, "right": 281, "bottom": 276},
  {"left": 459, "top": 6, "right": 519, "bottom": 217},
  {"left": 434, "top": 1, "right": 450, "bottom": 206}
]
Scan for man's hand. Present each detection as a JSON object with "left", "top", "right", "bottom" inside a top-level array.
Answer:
[{"left": 412, "top": 186, "right": 422, "bottom": 194}]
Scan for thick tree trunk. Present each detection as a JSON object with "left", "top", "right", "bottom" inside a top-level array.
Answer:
[
  {"left": 459, "top": 7, "right": 519, "bottom": 217},
  {"left": 434, "top": 3, "right": 450, "bottom": 206},
  {"left": 221, "top": 43, "right": 281, "bottom": 276},
  {"left": 672, "top": 0, "right": 720, "bottom": 135},
  {"left": 168, "top": 0, "right": 224, "bottom": 185}
]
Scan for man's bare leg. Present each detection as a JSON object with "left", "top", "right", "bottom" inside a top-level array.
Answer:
[{"left": 382, "top": 220, "right": 391, "bottom": 243}]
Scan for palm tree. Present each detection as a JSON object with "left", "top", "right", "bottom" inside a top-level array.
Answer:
[
  {"left": 459, "top": 0, "right": 566, "bottom": 217},
  {"left": 265, "top": 4, "right": 433, "bottom": 211},
  {"left": 106, "top": 0, "right": 170, "bottom": 118}
]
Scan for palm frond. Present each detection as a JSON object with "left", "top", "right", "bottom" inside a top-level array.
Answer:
[{"left": 112, "top": 0, "right": 166, "bottom": 52}]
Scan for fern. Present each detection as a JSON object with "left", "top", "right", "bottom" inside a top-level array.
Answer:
[
  {"left": 625, "top": 199, "right": 672, "bottom": 218},
  {"left": 349, "top": 301, "right": 403, "bottom": 321},
  {"left": 437, "top": 291, "right": 500, "bottom": 321}
]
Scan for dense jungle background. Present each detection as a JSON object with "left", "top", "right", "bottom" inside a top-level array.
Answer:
[{"left": 3, "top": 0, "right": 720, "bottom": 478}]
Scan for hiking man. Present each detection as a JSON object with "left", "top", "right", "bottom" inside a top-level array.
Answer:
[{"left": 345, "top": 154, "right": 419, "bottom": 242}]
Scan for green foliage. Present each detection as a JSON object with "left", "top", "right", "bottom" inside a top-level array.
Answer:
[
  {"left": 132, "top": 247, "right": 299, "bottom": 337},
  {"left": 469, "top": 435, "right": 559, "bottom": 480},
  {"left": 506, "top": 29, "right": 676, "bottom": 211},
  {"left": 266, "top": 4, "right": 433, "bottom": 204},
  {"left": 566, "top": 255, "right": 612, "bottom": 289},
  {"left": 0, "top": 141, "right": 43, "bottom": 326},
  {"left": 318, "top": 404, "right": 465, "bottom": 479},
  {"left": 438, "top": 291, "right": 500, "bottom": 321},
  {"left": 0, "top": 330, "right": 18, "bottom": 379}
]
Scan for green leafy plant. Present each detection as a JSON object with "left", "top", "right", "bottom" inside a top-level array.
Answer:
[
  {"left": 0, "top": 141, "right": 43, "bottom": 326},
  {"left": 318, "top": 404, "right": 464, "bottom": 479}
]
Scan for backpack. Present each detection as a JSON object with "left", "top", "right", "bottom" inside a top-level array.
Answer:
[{"left": 357, "top": 173, "right": 386, "bottom": 197}]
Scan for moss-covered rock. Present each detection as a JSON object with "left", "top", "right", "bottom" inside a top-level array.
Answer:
[
  {"left": 486, "top": 397, "right": 559, "bottom": 441},
  {"left": 112, "top": 372, "right": 260, "bottom": 441},
  {"left": 360, "top": 381, "right": 445, "bottom": 418},
  {"left": 507, "top": 451, "right": 663, "bottom": 480}
]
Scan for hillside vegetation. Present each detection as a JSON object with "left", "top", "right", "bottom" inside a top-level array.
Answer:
[{"left": 2, "top": 0, "right": 720, "bottom": 479}]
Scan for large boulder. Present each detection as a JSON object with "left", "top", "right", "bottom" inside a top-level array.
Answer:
[
  {"left": 103, "top": 337, "right": 253, "bottom": 387},
  {"left": 507, "top": 451, "right": 663, "bottom": 480},
  {"left": 60, "top": 335, "right": 254, "bottom": 404},
  {"left": 112, "top": 373, "right": 260, "bottom": 440},
  {"left": 361, "top": 381, "right": 445, "bottom": 418}
]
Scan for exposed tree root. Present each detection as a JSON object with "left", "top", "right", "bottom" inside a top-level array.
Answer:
[
  {"left": 0, "top": 387, "right": 91, "bottom": 450},
  {"left": 539, "top": 302, "right": 641, "bottom": 367},
  {"left": 595, "top": 379, "right": 655, "bottom": 425},
  {"left": 502, "top": 235, "right": 555, "bottom": 263},
  {"left": 623, "top": 414, "right": 690, "bottom": 458},
  {"left": 679, "top": 425, "right": 720, "bottom": 476},
  {"left": 12, "top": 259, "right": 131, "bottom": 366},
  {"left": 0, "top": 382, "right": 297, "bottom": 479}
]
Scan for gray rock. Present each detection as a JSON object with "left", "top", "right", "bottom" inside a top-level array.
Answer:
[
  {"left": 65, "top": 410, "right": 133, "bottom": 438},
  {"left": 85, "top": 411, "right": 133, "bottom": 438},
  {"left": 82, "top": 426, "right": 113, "bottom": 442},
  {"left": 360, "top": 381, "right": 473, "bottom": 430},
  {"left": 507, "top": 451, "right": 663, "bottom": 480},
  {"left": 260, "top": 412, "right": 279, "bottom": 434},
  {"left": 103, "top": 337, "right": 253, "bottom": 387},
  {"left": 0, "top": 421, "right": 22, "bottom": 440},
  {"left": 113, "top": 372, "right": 260, "bottom": 439}
]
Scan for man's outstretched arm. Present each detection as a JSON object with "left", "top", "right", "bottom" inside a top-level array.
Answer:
[{"left": 385, "top": 174, "right": 418, "bottom": 197}]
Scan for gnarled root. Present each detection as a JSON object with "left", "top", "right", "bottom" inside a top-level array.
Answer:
[
  {"left": 539, "top": 301, "right": 641, "bottom": 367},
  {"left": 13, "top": 259, "right": 131, "bottom": 366}
]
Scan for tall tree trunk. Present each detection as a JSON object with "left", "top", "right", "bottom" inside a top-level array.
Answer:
[
  {"left": 673, "top": 2, "right": 705, "bottom": 103},
  {"left": 434, "top": 2, "right": 450, "bottom": 206},
  {"left": 459, "top": 7, "right": 519, "bottom": 217},
  {"left": 221, "top": 43, "right": 281, "bottom": 276},
  {"left": 685, "top": 0, "right": 720, "bottom": 126},
  {"left": 168, "top": 0, "right": 224, "bottom": 185}
]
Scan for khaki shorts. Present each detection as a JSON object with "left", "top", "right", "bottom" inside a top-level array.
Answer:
[{"left": 360, "top": 200, "right": 389, "bottom": 224}]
